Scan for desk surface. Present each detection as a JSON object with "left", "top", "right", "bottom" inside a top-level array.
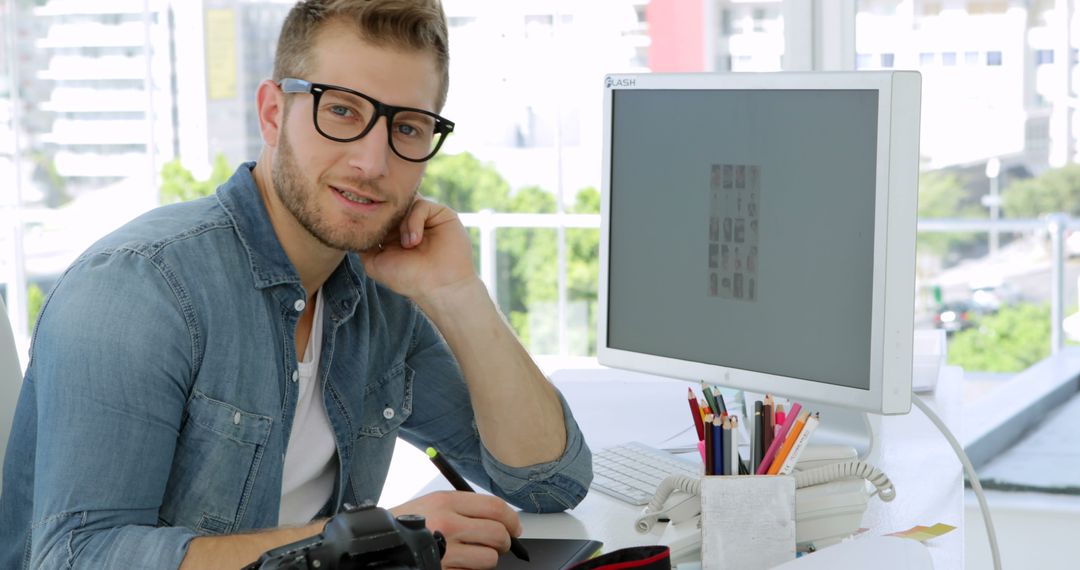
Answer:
[{"left": 382, "top": 366, "right": 964, "bottom": 569}]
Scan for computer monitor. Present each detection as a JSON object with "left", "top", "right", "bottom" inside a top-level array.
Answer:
[{"left": 597, "top": 71, "right": 921, "bottom": 452}]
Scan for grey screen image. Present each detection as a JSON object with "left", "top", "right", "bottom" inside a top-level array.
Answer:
[{"left": 607, "top": 89, "right": 878, "bottom": 390}]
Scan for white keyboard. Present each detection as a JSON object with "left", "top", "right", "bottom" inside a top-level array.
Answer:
[{"left": 591, "top": 441, "right": 703, "bottom": 505}]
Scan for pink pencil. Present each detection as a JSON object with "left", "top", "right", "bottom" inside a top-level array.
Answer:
[{"left": 756, "top": 402, "right": 802, "bottom": 474}]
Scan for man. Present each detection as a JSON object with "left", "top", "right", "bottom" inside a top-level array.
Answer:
[{"left": 0, "top": 1, "right": 593, "bottom": 568}]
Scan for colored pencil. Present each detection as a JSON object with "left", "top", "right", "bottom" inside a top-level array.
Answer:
[
  {"left": 756, "top": 402, "right": 802, "bottom": 474},
  {"left": 710, "top": 385, "right": 728, "bottom": 415},
  {"left": 761, "top": 395, "right": 774, "bottom": 455},
  {"left": 700, "top": 381, "right": 720, "bottom": 418},
  {"left": 711, "top": 416, "right": 723, "bottom": 476},
  {"left": 688, "top": 387, "right": 705, "bottom": 441},
  {"left": 768, "top": 410, "right": 811, "bottom": 475},
  {"left": 704, "top": 413, "right": 715, "bottom": 475},
  {"left": 778, "top": 413, "right": 820, "bottom": 475}
]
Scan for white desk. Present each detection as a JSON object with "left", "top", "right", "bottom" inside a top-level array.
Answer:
[{"left": 383, "top": 366, "right": 964, "bottom": 568}]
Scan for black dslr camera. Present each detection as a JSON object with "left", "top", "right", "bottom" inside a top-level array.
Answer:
[{"left": 245, "top": 503, "right": 445, "bottom": 570}]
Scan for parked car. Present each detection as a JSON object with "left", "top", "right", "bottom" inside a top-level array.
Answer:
[{"left": 932, "top": 301, "right": 980, "bottom": 333}]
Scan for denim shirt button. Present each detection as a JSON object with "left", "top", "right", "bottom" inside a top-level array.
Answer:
[
  {"left": 292, "top": 370, "right": 299, "bottom": 382},
  {"left": 382, "top": 407, "right": 395, "bottom": 420},
  {"left": 233, "top": 412, "right": 241, "bottom": 425},
  {"left": 294, "top": 299, "right": 306, "bottom": 312}
]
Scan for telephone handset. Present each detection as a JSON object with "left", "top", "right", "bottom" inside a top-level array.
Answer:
[{"left": 634, "top": 447, "right": 896, "bottom": 564}]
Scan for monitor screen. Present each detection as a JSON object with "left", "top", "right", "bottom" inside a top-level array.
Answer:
[{"left": 598, "top": 72, "right": 921, "bottom": 415}]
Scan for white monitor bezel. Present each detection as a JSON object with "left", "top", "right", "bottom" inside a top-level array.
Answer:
[{"left": 597, "top": 71, "right": 921, "bottom": 415}]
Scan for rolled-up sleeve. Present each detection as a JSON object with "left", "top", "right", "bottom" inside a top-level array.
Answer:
[
  {"left": 33, "top": 514, "right": 195, "bottom": 570},
  {"left": 476, "top": 390, "right": 593, "bottom": 512},
  {"left": 28, "top": 250, "right": 196, "bottom": 569},
  {"left": 398, "top": 314, "right": 593, "bottom": 514}
]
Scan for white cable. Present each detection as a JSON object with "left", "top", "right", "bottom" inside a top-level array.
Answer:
[
  {"left": 635, "top": 474, "right": 701, "bottom": 533},
  {"left": 912, "top": 394, "right": 1001, "bottom": 570},
  {"left": 635, "top": 461, "right": 895, "bottom": 533},
  {"left": 793, "top": 461, "right": 895, "bottom": 501}
]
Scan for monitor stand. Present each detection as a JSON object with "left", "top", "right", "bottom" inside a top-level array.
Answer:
[
  {"left": 802, "top": 402, "right": 880, "bottom": 460},
  {"left": 738, "top": 391, "right": 880, "bottom": 460}
]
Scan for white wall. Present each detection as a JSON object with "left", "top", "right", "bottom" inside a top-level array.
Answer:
[{"left": 965, "top": 490, "right": 1080, "bottom": 569}]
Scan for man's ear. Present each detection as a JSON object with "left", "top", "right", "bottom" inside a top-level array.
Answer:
[{"left": 256, "top": 79, "right": 285, "bottom": 147}]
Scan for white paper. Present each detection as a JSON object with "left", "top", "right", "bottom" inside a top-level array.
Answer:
[{"left": 700, "top": 475, "right": 797, "bottom": 570}]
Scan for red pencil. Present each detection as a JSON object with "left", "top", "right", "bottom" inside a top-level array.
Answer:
[
  {"left": 688, "top": 387, "right": 705, "bottom": 441},
  {"left": 704, "top": 413, "right": 715, "bottom": 475}
]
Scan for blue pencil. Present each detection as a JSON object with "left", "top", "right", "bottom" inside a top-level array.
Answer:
[{"left": 712, "top": 416, "right": 723, "bottom": 476}]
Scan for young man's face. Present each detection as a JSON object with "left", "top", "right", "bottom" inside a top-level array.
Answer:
[{"left": 271, "top": 22, "right": 442, "bottom": 252}]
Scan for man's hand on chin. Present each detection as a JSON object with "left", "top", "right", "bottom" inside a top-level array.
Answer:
[{"left": 358, "top": 196, "right": 477, "bottom": 306}]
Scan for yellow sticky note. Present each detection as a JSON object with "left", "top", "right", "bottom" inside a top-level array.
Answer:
[{"left": 888, "top": 523, "right": 956, "bottom": 542}]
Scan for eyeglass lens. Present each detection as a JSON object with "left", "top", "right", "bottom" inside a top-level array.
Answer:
[{"left": 316, "top": 88, "right": 441, "bottom": 161}]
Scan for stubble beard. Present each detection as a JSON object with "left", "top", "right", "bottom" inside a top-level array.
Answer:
[{"left": 271, "top": 127, "right": 414, "bottom": 252}]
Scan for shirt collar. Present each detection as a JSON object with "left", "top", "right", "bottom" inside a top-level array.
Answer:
[{"left": 214, "top": 162, "right": 367, "bottom": 299}]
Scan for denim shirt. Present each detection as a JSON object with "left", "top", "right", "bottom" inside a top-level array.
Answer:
[{"left": 0, "top": 163, "right": 593, "bottom": 570}]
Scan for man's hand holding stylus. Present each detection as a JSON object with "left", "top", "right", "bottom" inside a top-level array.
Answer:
[{"left": 390, "top": 491, "right": 523, "bottom": 570}]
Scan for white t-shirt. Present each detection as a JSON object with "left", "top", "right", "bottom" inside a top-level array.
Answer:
[{"left": 278, "top": 289, "right": 338, "bottom": 525}]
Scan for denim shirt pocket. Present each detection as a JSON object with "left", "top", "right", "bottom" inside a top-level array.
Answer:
[
  {"left": 357, "top": 362, "right": 414, "bottom": 438},
  {"left": 159, "top": 391, "right": 273, "bottom": 535}
]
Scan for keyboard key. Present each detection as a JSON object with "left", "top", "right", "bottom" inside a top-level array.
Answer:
[{"left": 590, "top": 442, "right": 702, "bottom": 506}]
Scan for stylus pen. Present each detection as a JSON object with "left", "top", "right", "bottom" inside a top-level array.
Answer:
[{"left": 426, "top": 447, "right": 531, "bottom": 561}]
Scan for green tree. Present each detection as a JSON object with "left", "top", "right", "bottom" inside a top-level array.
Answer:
[
  {"left": 27, "top": 284, "right": 45, "bottom": 332},
  {"left": 499, "top": 186, "right": 605, "bottom": 355},
  {"left": 420, "top": 152, "right": 510, "bottom": 212},
  {"left": 1002, "top": 163, "right": 1080, "bottom": 218},
  {"left": 420, "top": 152, "right": 517, "bottom": 275},
  {"left": 571, "top": 186, "right": 600, "bottom": 215},
  {"left": 947, "top": 303, "right": 1051, "bottom": 373},
  {"left": 501, "top": 186, "right": 557, "bottom": 351},
  {"left": 30, "top": 151, "right": 71, "bottom": 208},
  {"left": 566, "top": 187, "right": 601, "bottom": 354},
  {"left": 160, "top": 153, "right": 232, "bottom": 204},
  {"left": 421, "top": 154, "right": 604, "bottom": 354},
  {"left": 917, "top": 170, "right": 983, "bottom": 260}
]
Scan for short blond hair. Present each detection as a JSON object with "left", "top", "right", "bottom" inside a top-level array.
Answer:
[{"left": 273, "top": 0, "right": 450, "bottom": 110}]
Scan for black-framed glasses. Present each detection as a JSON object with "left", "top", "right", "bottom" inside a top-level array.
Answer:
[{"left": 278, "top": 77, "right": 455, "bottom": 163}]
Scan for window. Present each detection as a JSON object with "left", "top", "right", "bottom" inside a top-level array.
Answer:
[
  {"left": 9, "top": 0, "right": 1069, "bottom": 375},
  {"left": 524, "top": 14, "right": 554, "bottom": 38},
  {"left": 752, "top": 8, "right": 766, "bottom": 32},
  {"left": 2, "top": 1, "right": 690, "bottom": 359},
  {"left": 856, "top": 0, "right": 1072, "bottom": 384}
]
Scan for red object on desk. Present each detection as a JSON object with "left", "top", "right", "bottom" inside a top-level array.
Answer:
[{"left": 688, "top": 388, "right": 705, "bottom": 441}]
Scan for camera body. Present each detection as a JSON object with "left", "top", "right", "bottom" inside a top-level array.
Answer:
[{"left": 248, "top": 503, "right": 444, "bottom": 570}]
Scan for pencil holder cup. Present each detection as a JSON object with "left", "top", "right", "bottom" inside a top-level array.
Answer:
[{"left": 700, "top": 475, "right": 796, "bottom": 570}]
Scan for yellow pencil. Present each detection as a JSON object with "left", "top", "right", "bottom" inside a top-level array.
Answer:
[{"left": 767, "top": 410, "right": 810, "bottom": 475}]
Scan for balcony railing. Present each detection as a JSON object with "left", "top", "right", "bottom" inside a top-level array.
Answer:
[
  {"left": 4, "top": 212, "right": 1079, "bottom": 362},
  {"left": 461, "top": 212, "right": 1080, "bottom": 357}
]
